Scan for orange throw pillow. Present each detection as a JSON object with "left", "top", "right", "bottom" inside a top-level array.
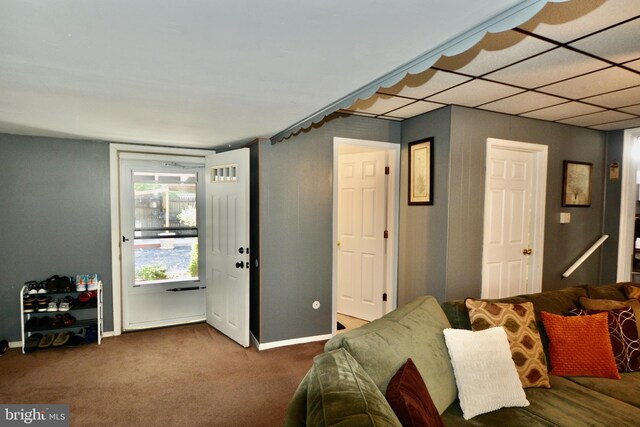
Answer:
[{"left": 540, "top": 312, "right": 621, "bottom": 379}]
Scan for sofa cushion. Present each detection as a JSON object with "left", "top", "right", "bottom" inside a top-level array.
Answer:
[
  {"left": 623, "top": 283, "right": 640, "bottom": 299},
  {"left": 588, "top": 283, "right": 628, "bottom": 301},
  {"left": 385, "top": 358, "right": 444, "bottom": 427},
  {"left": 325, "top": 296, "right": 457, "bottom": 414},
  {"left": 541, "top": 311, "right": 620, "bottom": 379},
  {"left": 307, "top": 348, "right": 401, "bottom": 427},
  {"left": 465, "top": 299, "right": 550, "bottom": 388},
  {"left": 443, "top": 327, "right": 529, "bottom": 420},
  {"left": 566, "top": 373, "right": 640, "bottom": 408}
]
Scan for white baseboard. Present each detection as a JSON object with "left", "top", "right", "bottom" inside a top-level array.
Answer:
[
  {"left": 102, "top": 331, "right": 115, "bottom": 338},
  {"left": 254, "top": 333, "right": 332, "bottom": 351},
  {"left": 8, "top": 340, "right": 21, "bottom": 349}
]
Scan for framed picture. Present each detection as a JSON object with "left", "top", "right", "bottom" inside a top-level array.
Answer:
[
  {"left": 408, "top": 137, "right": 433, "bottom": 205},
  {"left": 562, "top": 160, "right": 593, "bottom": 207}
]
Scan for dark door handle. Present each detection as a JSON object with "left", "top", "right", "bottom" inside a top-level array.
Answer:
[
  {"left": 235, "top": 262, "right": 244, "bottom": 269},
  {"left": 122, "top": 236, "right": 130, "bottom": 242}
]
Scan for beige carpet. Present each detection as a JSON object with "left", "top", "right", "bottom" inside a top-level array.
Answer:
[{"left": 0, "top": 323, "right": 325, "bottom": 426}]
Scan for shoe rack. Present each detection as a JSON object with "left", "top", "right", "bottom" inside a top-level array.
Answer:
[{"left": 20, "top": 279, "right": 103, "bottom": 354}]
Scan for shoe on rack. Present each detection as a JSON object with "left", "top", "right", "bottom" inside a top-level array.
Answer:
[
  {"left": 46, "top": 299, "right": 59, "bottom": 312},
  {"left": 25, "top": 317, "right": 39, "bottom": 331},
  {"left": 85, "top": 325, "right": 98, "bottom": 343},
  {"left": 52, "top": 332, "right": 71, "bottom": 347},
  {"left": 36, "top": 296, "right": 51, "bottom": 312},
  {"left": 38, "top": 333, "right": 56, "bottom": 349},
  {"left": 66, "top": 328, "right": 85, "bottom": 346},
  {"left": 25, "top": 281, "right": 39, "bottom": 295},
  {"left": 0, "top": 339, "right": 8, "bottom": 356},
  {"left": 78, "top": 291, "right": 97, "bottom": 303},
  {"left": 24, "top": 333, "right": 42, "bottom": 353},
  {"left": 37, "top": 280, "right": 48, "bottom": 294},
  {"left": 23, "top": 295, "right": 36, "bottom": 313},
  {"left": 51, "top": 314, "right": 64, "bottom": 328},
  {"left": 58, "top": 296, "right": 74, "bottom": 312},
  {"left": 45, "top": 275, "right": 59, "bottom": 293},
  {"left": 58, "top": 276, "right": 73, "bottom": 293},
  {"left": 62, "top": 313, "right": 76, "bottom": 326}
]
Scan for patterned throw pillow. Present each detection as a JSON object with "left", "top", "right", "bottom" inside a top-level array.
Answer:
[
  {"left": 623, "top": 284, "right": 640, "bottom": 299},
  {"left": 569, "top": 307, "right": 640, "bottom": 373},
  {"left": 540, "top": 311, "right": 621, "bottom": 379},
  {"left": 465, "top": 299, "right": 550, "bottom": 388},
  {"left": 579, "top": 296, "right": 640, "bottom": 338}
]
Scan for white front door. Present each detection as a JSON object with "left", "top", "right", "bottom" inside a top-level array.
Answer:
[
  {"left": 205, "top": 148, "right": 250, "bottom": 347},
  {"left": 482, "top": 139, "right": 547, "bottom": 299},
  {"left": 337, "top": 151, "right": 386, "bottom": 321}
]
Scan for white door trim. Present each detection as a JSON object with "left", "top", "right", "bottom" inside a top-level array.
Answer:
[
  {"left": 482, "top": 138, "right": 548, "bottom": 297},
  {"left": 109, "top": 144, "right": 213, "bottom": 336},
  {"left": 617, "top": 128, "right": 640, "bottom": 282},
  {"left": 332, "top": 137, "right": 400, "bottom": 335}
]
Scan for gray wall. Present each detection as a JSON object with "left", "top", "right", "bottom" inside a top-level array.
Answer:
[
  {"left": 0, "top": 134, "right": 112, "bottom": 341},
  {"left": 446, "top": 106, "right": 607, "bottom": 300},
  {"left": 259, "top": 114, "right": 401, "bottom": 343},
  {"left": 398, "top": 107, "right": 451, "bottom": 304},
  {"left": 601, "top": 130, "right": 624, "bottom": 284}
]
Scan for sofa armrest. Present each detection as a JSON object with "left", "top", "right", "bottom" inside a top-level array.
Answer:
[{"left": 284, "top": 369, "right": 312, "bottom": 427}]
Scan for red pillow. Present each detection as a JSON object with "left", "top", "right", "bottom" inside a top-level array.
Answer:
[
  {"left": 385, "top": 358, "right": 444, "bottom": 427},
  {"left": 541, "top": 311, "right": 620, "bottom": 379}
]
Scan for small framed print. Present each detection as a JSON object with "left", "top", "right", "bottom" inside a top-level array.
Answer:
[
  {"left": 562, "top": 160, "right": 593, "bottom": 207},
  {"left": 408, "top": 137, "right": 433, "bottom": 205}
]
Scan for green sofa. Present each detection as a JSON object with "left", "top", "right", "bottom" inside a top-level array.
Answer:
[{"left": 284, "top": 283, "right": 640, "bottom": 426}]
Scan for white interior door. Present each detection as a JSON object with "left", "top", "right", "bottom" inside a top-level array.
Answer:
[
  {"left": 205, "top": 148, "right": 250, "bottom": 347},
  {"left": 337, "top": 151, "right": 386, "bottom": 321},
  {"left": 482, "top": 140, "right": 546, "bottom": 299}
]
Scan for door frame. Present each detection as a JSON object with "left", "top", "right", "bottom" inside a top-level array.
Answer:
[
  {"left": 109, "top": 144, "right": 213, "bottom": 336},
  {"left": 331, "top": 137, "right": 400, "bottom": 335},
  {"left": 481, "top": 138, "right": 548, "bottom": 297},
  {"left": 617, "top": 127, "right": 640, "bottom": 281}
]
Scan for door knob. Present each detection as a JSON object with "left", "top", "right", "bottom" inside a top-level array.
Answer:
[
  {"left": 522, "top": 248, "right": 533, "bottom": 255},
  {"left": 235, "top": 262, "right": 244, "bottom": 269},
  {"left": 337, "top": 241, "right": 341, "bottom": 248}
]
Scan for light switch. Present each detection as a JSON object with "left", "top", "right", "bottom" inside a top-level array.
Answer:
[{"left": 560, "top": 212, "right": 571, "bottom": 224}]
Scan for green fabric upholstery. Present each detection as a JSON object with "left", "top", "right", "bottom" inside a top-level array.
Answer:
[
  {"left": 519, "top": 286, "right": 589, "bottom": 318},
  {"left": 566, "top": 373, "right": 640, "bottom": 408},
  {"left": 523, "top": 375, "right": 640, "bottom": 426},
  {"left": 306, "top": 348, "right": 401, "bottom": 427},
  {"left": 441, "top": 296, "right": 528, "bottom": 330},
  {"left": 284, "top": 370, "right": 311, "bottom": 427},
  {"left": 441, "top": 400, "right": 552, "bottom": 426},
  {"left": 325, "top": 296, "right": 457, "bottom": 414},
  {"left": 587, "top": 283, "right": 628, "bottom": 301}
]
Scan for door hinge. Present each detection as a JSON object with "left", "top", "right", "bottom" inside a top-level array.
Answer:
[
  {"left": 384, "top": 230, "right": 389, "bottom": 239},
  {"left": 382, "top": 293, "right": 388, "bottom": 302},
  {"left": 385, "top": 166, "right": 390, "bottom": 175}
]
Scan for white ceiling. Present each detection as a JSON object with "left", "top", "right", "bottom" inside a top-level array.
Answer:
[
  {"left": 0, "top": 0, "right": 529, "bottom": 149},
  {"left": 343, "top": 0, "right": 640, "bottom": 132}
]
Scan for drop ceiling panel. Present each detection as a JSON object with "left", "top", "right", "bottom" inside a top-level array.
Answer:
[
  {"left": 349, "top": 94, "right": 414, "bottom": 115},
  {"left": 540, "top": 67, "right": 640, "bottom": 99},
  {"left": 379, "top": 69, "right": 471, "bottom": 99},
  {"left": 521, "top": 102, "right": 604, "bottom": 121},
  {"left": 620, "top": 104, "right": 640, "bottom": 116},
  {"left": 385, "top": 101, "right": 444, "bottom": 118},
  {"left": 518, "top": 0, "right": 640, "bottom": 43},
  {"left": 591, "top": 117, "right": 640, "bottom": 131},
  {"left": 625, "top": 59, "right": 640, "bottom": 72},
  {"left": 485, "top": 48, "right": 608, "bottom": 89},
  {"left": 558, "top": 110, "right": 635, "bottom": 127},
  {"left": 582, "top": 86, "right": 640, "bottom": 108},
  {"left": 570, "top": 17, "right": 640, "bottom": 64},
  {"left": 433, "top": 30, "right": 555, "bottom": 76},
  {"left": 478, "top": 91, "right": 566, "bottom": 115},
  {"left": 427, "top": 79, "right": 522, "bottom": 107}
]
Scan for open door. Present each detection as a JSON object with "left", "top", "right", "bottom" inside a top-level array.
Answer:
[{"left": 205, "top": 148, "right": 250, "bottom": 347}]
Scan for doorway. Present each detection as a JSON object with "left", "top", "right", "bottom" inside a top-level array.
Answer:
[
  {"left": 481, "top": 138, "right": 548, "bottom": 299},
  {"left": 617, "top": 128, "right": 640, "bottom": 282},
  {"left": 332, "top": 137, "right": 400, "bottom": 334},
  {"left": 119, "top": 156, "right": 206, "bottom": 330}
]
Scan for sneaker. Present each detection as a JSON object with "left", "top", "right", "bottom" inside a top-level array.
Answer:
[
  {"left": 23, "top": 295, "right": 36, "bottom": 313},
  {"left": 76, "top": 274, "right": 87, "bottom": 292},
  {"left": 0, "top": 339, "right": 8, "bottom": 356},
  {"left": 36, "top": 296, "right": 51, "bottom": 312},
  {"left": 24, "top": 333, "right": 42, "bottom": 353},
  {"left": 37, "top": 280, "right": 48, "bottom": 294},
  {"left": 58, "top": 296, "right": 74, "bottom": 312},
  {"left": 25, "top": 281, "right": 39, "bottom": 295},
  {"left": 25, "top": 317, "right": 39, "bottom": 332},
  {"left": 58, "top": 276, "right": 73, "bottom": 293},
  {"left": 47, "top": 299, "right": 59, "bottom": 312}
]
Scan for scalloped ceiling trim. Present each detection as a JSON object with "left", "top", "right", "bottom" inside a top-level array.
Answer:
[{"left": 271, "top": 0, "right": 570, "bottom": 143}]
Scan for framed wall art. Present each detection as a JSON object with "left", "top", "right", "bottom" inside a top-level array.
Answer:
[
  {"left": 562, "top": 160, "right": 593, "bottom": 207},
  {"left": 408, "top": 137, "right": 433, "bottom": 205}
]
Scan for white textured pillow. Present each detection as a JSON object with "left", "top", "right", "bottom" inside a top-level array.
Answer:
[{"left": 443, "top": 326, "right": 529, "bottom": 420}]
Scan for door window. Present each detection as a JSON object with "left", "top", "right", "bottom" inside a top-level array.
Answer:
[{"left": 133, "top": 172, "right": 199, "bottom": 284}]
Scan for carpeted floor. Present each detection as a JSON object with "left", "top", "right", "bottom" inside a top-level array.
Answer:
[{"left": 0, "top": 323, "right": 325, "bottom": 426}]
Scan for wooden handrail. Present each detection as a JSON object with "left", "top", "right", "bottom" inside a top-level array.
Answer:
[{"left": 562, "top": 235, "right": 609, "bottom": 278}]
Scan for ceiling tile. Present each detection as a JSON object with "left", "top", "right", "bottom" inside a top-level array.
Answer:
[
  {"left": 478, "top": 91, "right": 566, "bottom": 115},
  {"left": 570, "top": 17, "right": 640, "bottom": 64},
  {"left": 380, "top": 116, "right": 404, "bottom": 121},
  {"left": 540, "top": 67, "right": 640, "bottom": 99},
  {"left": 426, "top": 79, "right": 522, "bottom": 107},
  {"left": 485, "top": 48, "right": 608, "bottom": 89},
  {"left": 434, "top": 29, "right": 555, "bottom": 76},
  {"left": 518, "top": 0, "right": 640, "bottom": 43},
  {"left": 378, "top": 69, "right": 471, "bottom": 99},
  {"left": 625, "top": 59, "right": 640, "bottom": 72},
  {"left": 521, "top": 102, "right": 604, "bottom": 121},
  {"left": 348, "top": 94, "right": 413, "bottom": 115},
  {"left": 581, "top": 85, "right": 640, "bottom": 108},
  {"left": 591, "top": 117, "right": 640, "bottom": 131},
  {"left": 558, "top": 110, "right": 635, "bottom": 127},
  {"left": 619, "top": 104, "right": 640, "bottom": 116},
  {"left": 386, "top": 101, "right": 444, "bottom": 118},
  {"left": 338, "top": 109, "right": 377, "bottom": 118}
]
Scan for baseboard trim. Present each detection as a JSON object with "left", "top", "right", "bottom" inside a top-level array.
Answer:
[
  {"left": 8, "top": 331, "right": 116, "bottom": 348},
  {"left": 255, "top": 334, "right": 332, "bottom": 351}
]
